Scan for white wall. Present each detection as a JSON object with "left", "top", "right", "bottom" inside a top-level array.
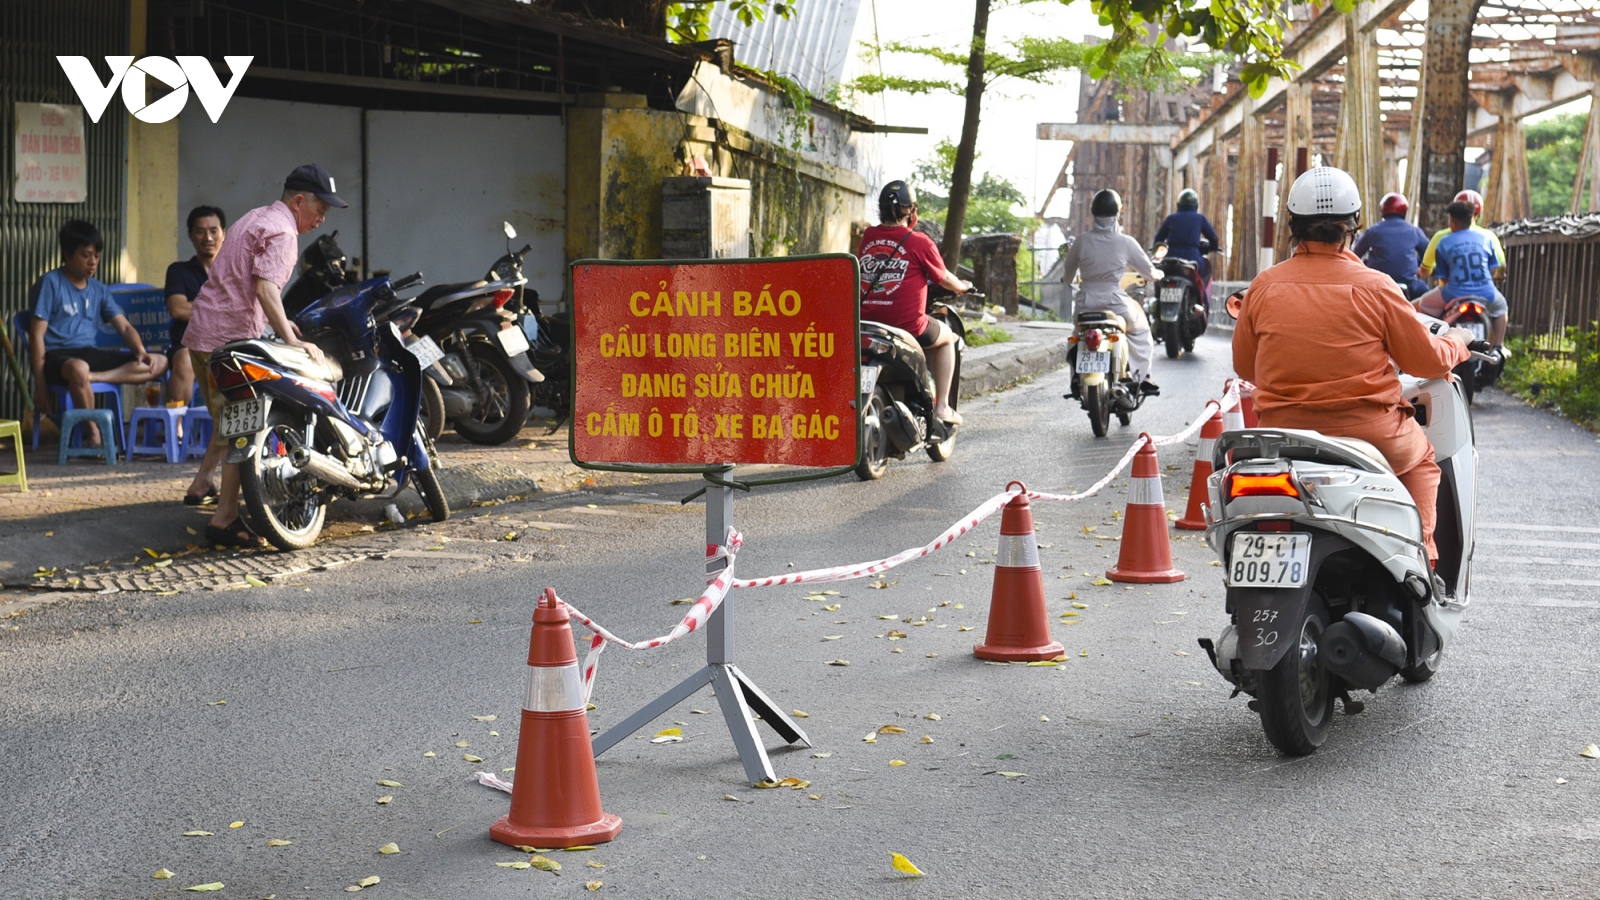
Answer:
[
  {"left": 177, "top": 97, "right": 364, "bottom": 261},
  {"left": 177, "top": 100, "right": 567, "bottom": 302},
  {"left": 365, "top": 111, "right": 565, "bottom": 302}
]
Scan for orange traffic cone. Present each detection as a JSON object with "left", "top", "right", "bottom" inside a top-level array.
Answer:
[
  {"left": 974, "top": 483, "right": 1064, "bottom": 662},
  {"left": 1107, "top": 438, "right": 1186, "bottom": 583},
  {"left": 1239, "top": 383, "right": 1261, "bottom": 427},
  {"left": 490, "top": 588, "right": 622, "bottom": 849},
  {"left": 1175, "top": 410, "right": 1224, "bottom": 531}
]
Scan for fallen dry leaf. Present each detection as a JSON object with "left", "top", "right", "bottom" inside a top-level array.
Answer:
[
  {"left": 184, "top": 883, "right": 225, "bottom": 892},
  {"left": 586, "top": 880, "right": 604, "bottom": 891},
  {"left": 265, "top": 839, "right": 293, "bottom": 847},
  {"left": 792, "top": 709, "right": 811, "bottom": 718},
  {"left": 862, "top": 732, "right": 878, "bottom": 744},
  {"left": 464, "top": 754, "right": 484, "bottom": 763},
  {"left": 497, "top": 861, "right": 532, "bottom": 869},
  {"left": 1072, "top": 602, "right": 1088, "bottom": 609},
  {"left": 811, "top": 751, "right": 832, "bottom": 758},
  {"left": 958, "top": 625, "right": 974, "bottom": 632},
  {"left": 808, "top": 793, "right": 823, "bottom": 799},
  {"left": 379, "top": 842, "right": 400, "bottom": 855},
  {"left": 1080, "top": 649, "right": 1089, "bottom": 657},
  {"left": 376, "top": 796, "right": 392, "bottom": 805},
  {"left": 1091, "top": 577, "right": 1114, "bottom": 586},
  {"left": 886, "top": 629, "right": 908, "bottom": 640},
  {"left": 244, "top": 575, "right": 269, "bottom": 588},
  {"left": 207, "top": 700, "right": 226, "bottom": 706},
  {"left": 920, "top": 735, "right": 934, "bottom": 743},
  {"left": 455, "top": 740, "right": 471, "bottom": 747},
  {"left": 359, "top": 876, "right": 380, "bottom": 887},
  {"left": 1026, "top": 661, "right": 1058, "bottom": 667},
  {"left": 825, "top": 659, "right": 850, "bottom": 666},
  {"left": 723, "top": 794, "right": 739, "bottom": 801},
  {"left": 473, "top": 715, "right": 497, "bottom": 722},
  {"left": 995, "top": 771, "right": 1027, "bottom": 778},
  {"left": 529, "top": 855, "right": 561, "bottom": 872},
  {"left": 377, "top": 780, "right": 403, "bottom": 787},
  {"left": 777, "top": 777, "right": 811, "bottom": 788},
  {"left": 669, "top": 598, "right": 692, "bottom": 605},
  {"left": 889, "top": 759, "right": 906, "bottom": 767},
  {"left": 563, "top": 846, "right": 598, "bottom": 852},
  {"left": 587, "top": 860, "right": 606, "bottom": 868},
  {"left": 422, "top": 751, "right": 435, "bottom": 758},
  {"left": 1582, "top": 744, "right": 1600, "bottom": 759},
  {"left": 889, "top": 852, "right": 924, "bottom": 877},
  {"left": 820, "top": 635, "right": 842, "bottom": 641},
  {"left": 877, "top": 614, "right": 898, "bottom": 620},
  {"left": 651, "top": 728, "right": 684, "bottom": 744},
  {"left": 183, "top": 831, "right": 213, "bottom": 837},
  {"left": 229, "top": 821, "right": 244, "bottom": 829},
  {"left": 878, "top": 724, "right": 908, "bottom": 734},
  {"left": 153, "top": 869, "right": 175, "bottom": 880},
  {"left": 822, "top": 604, "right": 840, "bottom": 611},
  {"left": 924, "top": 713, "right": 942, "bottom": 721}
]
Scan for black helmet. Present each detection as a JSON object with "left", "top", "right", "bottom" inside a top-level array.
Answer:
[
  {"left": 879, "top": 180, "right": 917, "bottom": 223},
  {"left": 1090, "top": 189, "right": 1121, "bottom": 218},
  {"left": 1177, "top": 188, "right": 1199, "bottom": 211}
]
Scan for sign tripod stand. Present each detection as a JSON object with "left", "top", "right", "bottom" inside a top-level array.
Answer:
[{"left": 591, "top": 466, "right": 811, "bottom": 784}]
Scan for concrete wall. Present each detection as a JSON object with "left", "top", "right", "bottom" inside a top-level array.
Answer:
[{"left": 565, "top": 93, "right": 685, "bottom": 264}]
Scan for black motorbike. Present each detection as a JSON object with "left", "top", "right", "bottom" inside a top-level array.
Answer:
[
  {"left": 409, "top": 222, "right": 545, "bottom": 446},
  {"left": 1150, "top": 253, "right": 1209, "bottom": 358},
  {"left": 855, "top": 298, "right": 972, "bottom": 480}
]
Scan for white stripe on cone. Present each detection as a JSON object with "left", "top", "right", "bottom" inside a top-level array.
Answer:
[
  {"left": 996, "top": 533, "right": 1040, "bottom": 568},
  {"left": 524, "top": 663, "right": 585, "bottom": 712},
  {"left": 1223, "top": 406, "right": 1245, "bottom": 432},
  {"left": 1197, "top": 437, "right": 1216, "bottom": 467},
  {"left": 1129, "top": 474, "right": 1164, "bottom": 507}
]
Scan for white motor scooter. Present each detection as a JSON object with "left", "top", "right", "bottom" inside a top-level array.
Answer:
[
  {"left": 1067, "top": 308, "right": 1145, "bottom": 438},
  {"left": 1198, "top": 317, "right": 1499, "bottom": 755}
]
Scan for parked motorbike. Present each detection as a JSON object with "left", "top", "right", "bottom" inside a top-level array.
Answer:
[
  {"left": 1067, "top": 309, "right": 1146, "bottom": 438},
  {"left": 209, "top": 272, "right": 449, "bottom": 550},
  {"left": 1198, "top": 321, "right": 1499, "bottom": 754},
  {"left": 281, "top": 231, "right": 451, "bottom": 441},
  {"left": 1148, "top": 251, "right": 1209, "bottom": 358},
  {"left": 855, "top": 299, "right": 972, "bottom": 480},
  {"left": 410, "top": 222, "right": 544, "bottom": 445}
]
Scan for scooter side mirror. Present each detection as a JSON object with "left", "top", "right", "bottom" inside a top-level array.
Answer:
[{"left": 503, "top": 221, "right": 517, "bottom": 240}]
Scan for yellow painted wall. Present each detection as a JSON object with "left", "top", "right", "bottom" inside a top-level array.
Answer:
[
  {"left": 122, "top": 0, "right": 178, "bottom": 286},
  {"left": 566, "top": 93, "right": 683, "bottom": 265}
]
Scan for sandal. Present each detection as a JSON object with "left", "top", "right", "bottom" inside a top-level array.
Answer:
[
  {"left": 184, "top": 485, "right": 220, "bottom": 507},
  {"left": 205, "top": 518, "right": 265, "bottom": 548}
]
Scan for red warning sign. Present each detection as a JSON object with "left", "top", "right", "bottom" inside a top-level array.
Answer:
[{"left": 570, "top": 256, "right": 860, "bottom": 469}]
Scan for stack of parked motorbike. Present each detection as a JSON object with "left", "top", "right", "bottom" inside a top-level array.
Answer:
[{"left": 282, "top": 222, "right": 571, "bottom": 445}]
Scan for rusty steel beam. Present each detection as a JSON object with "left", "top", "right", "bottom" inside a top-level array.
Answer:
[
  {"left": 1036, "top": 122, "right": 1182, "bottom": 144},
  {"left": 1414, "top": 0, "right": 1482, "bottom": 234}
]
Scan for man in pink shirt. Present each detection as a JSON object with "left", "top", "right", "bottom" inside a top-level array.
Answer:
[{"left": 185, "top": 164, "right": 344, "bottom": 547}]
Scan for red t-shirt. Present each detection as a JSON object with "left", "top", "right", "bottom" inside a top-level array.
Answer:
[{"left": 858, "top": 224, "right": 947, "bottom": 335}]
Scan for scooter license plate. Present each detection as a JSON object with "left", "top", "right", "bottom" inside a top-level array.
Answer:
[
  {"left": 1467, "top": 321, "right": 1487, "bottom": 342},
  {"left": 407, "top": 335, "right": 445, "bottom": 368},
  {"left": 1227, "top": 532, "right": 1312, "bottom": 588},
  {"left": 860, "top": 364, "right": 880, "bottom": 395},
  {"left": 220, "top": 398, "right": 265, "bottom": 437},
  {"left": 1160, "top": 287, "right": 1184, "bottom": 322},
  {"left": 1077, "top": 349, "right": 1110, "bottom": 374},
  {"left": 497, "top": 325, "right": 531, "bottom": 356}
]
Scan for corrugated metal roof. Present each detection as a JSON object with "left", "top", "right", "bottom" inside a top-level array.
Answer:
[{"left": 708, "top": 0, "right": 865, "bottom": 98}]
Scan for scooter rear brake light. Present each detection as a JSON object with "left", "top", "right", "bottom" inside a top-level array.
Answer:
[
  {"left": 1084, "top": 329, "right": 1103, "bottom": 351},
  {"left": 1256, "top": 520, "right": 1293, "bottom": 532},
  {"left": 492, "top": 288, "right": 515, "bottom": 309},
  {"left": 1458, "top": 302, "right": 1483, "bottom": 315},
  {"left": 1228, "top": 472, "right": 1299, "bottom": 498}
]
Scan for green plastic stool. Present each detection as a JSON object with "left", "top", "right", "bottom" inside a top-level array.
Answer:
[
  {"left": 0, "top": 419, "right": 25, "bottom": 490},
  {"left": 58, "top": 408, "right": 118, "bottom": 465}
]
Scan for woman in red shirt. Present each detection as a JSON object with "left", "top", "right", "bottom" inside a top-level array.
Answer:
[{"left": 857, "top": 181, "right": 972, "bottom": 423}]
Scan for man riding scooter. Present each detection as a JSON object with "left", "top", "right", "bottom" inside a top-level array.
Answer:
[
  {"left": 1417, "top": 189, "right": 1509, "bottom": 352},
  {"left": 1060, "top": 188, "right": 1159, "bottom": 397},
  {"left": 1352, "top": 192, "right": 1430, "bottom": 299},
  {"left": 1232, "top": 166, "right": 1474, "bottom": 584},
  {"left": 1151, "top": 188, "right": 1219, "bottom": 299}
]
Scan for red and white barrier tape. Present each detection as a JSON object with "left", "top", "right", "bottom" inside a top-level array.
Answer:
[{"left": 554, "top": 381, "right": 1247, "bottom": 698}]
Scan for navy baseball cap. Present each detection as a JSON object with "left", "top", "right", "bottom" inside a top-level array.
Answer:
[{"left": 284, "top": 163, "right": 348, "bottom": 208}]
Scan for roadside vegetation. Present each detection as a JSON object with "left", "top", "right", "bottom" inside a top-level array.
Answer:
[
  {"left": 964, "top": 324, "right": 1013, "bottom": 347},
  {"left": 1500, "top": 327, "right": 1600, "bottom": 429}
]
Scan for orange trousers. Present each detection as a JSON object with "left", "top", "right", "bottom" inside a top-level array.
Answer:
[{"left": 1263, "top": 407, "right": 1440, "bottom": 560}]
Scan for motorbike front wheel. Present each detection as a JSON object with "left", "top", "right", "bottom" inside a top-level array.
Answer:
[
  {"left": 1164, "top": 319, "right": 1182, "bottom": 359},
  {"left": 1257, "top": 595, "right": 1335, "bottom": 755},
  {"left": 412, "top": 451, "right": 450, "bottom": 523},
  {"left": 1086, "top": 382, "right": 1111, "bottom": 438},
  {"left": 239, "top": 409, "right": 328, "bottom": 551},
  {"left": 420, "top": 377, "right": 446, "bottom": 442},
  {"left": 855, "top": 387, "right": 890, "bottom": 480},
  {"left": 453, "top": 344, "right": 531, "bottom": 446},
  {"left": 926, "top": 419, "right": 956, "bottom": 462}
]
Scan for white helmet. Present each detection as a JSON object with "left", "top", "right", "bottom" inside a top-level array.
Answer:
[{"left": 1285, "top": 166, "right": 1362, "bottom": 217}]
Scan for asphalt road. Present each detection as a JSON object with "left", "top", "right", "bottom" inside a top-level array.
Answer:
[{"left": 4, "top": 330, "right": 1598, "bottom": 899}]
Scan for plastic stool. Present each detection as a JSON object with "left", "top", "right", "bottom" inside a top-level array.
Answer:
[
  {"left": 58, "top": 408, "right": 118, "bottom": 465},
  {"left": 0, "top": 419, "right": 26, "bottom": 491},
  {"left": 130, "top": 406, "right": 187, "bottom": 463},
  {"left": 183, "top": 406, "right": 214, "bottom": 460}
]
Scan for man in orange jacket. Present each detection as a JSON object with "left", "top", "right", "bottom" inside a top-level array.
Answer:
[{"left": 1233, "top": 167, "right": 1473, "bottom": 561}]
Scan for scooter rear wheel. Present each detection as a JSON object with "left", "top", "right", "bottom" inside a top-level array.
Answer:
[
  {"left": 240, "top": 409, "right": 328, "bottom": 551},
  {"left": 420, "top": 377, "right": 446, "bottom": 442},
  {"left": 1257, "top": 595, "right": 1335, "bottom": 755},
  {"left": 1086, "top": 383, "right": 1111, "bottom": 438},
  {"left": 453, "top": 344, "right": 531, "bottom": 446},
  {"left": 1164, "top": 319, "right": 1182, "bottom": 359},
  {"left": 855, "top": 387, "right": 890, "bottom": 480}
]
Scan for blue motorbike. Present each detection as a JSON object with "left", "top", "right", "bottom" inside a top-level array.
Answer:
[{"left": 208, "top": 272, "right": 449, "bottom": 550}]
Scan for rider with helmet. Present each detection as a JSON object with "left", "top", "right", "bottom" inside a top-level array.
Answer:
[
  {"left": 1416, "top": 188, "right": 1509, "bottom": 349},
  {"left": 1060, "top": 188, "right": 1160, "bottom": 395},
  {"left": 1352, "top": 192, "right": 1430, "bottom": 299},
  {"left": 857, "top": 180, "right": 973, "bottom": 424},
  {"left": 1232, "top": 166, "right": 1472, "bottom": 562},
  {"left": 1151, "top": 188, "right": 1220, "bottom": 288}
]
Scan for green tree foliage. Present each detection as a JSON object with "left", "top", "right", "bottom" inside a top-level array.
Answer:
[
  {"left": 667, "top": 0, "right": 796, "bottom": 43},
  {"left": 911, "top": 140, "right": 1034, "bottom": 235},
  {"left": 1526, "top": 111, "right": 1591, "bottom": 217}
]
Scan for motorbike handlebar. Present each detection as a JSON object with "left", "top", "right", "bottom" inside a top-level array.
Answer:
[
  {"left": 1467, "top": 340, "right": 1492, "bottom": 353},
  {"left": 391, "top": 272, "right": 424, "bottom": 292}
]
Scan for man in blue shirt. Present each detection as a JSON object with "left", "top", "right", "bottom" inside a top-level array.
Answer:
[
  {"left": 1352, "top": 192, "right": 1430, "bottom": 298},
  {"left": 1416, "top": 201, "right": 1508, "bottom": 348},
  {"left": 28, "top": 220, "right": 168, "bottom": 447},
  {"left": 1151, "top": 188, "right": 1220, "bottom": 285}
]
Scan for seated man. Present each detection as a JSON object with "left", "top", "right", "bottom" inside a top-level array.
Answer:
[
  {"left": 1416, "top": 190, "right": 1508, "bottom": 349},
  {"left": 28, "top": 219, "right": 168, "bottom": 447}
]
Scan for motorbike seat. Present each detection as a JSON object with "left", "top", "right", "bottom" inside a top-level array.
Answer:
[
  {"left": 1218, "top": 428, "right": 1393, "bottom": 474},
  {"left": 415, "top": 280, "right": 487, "bottom": 308},
  {"left": 227, "top": 338, "right": 345, "bottom": 384},
  {"left": 1075, "top": 310, "right": 1127, "bottom": 331}
]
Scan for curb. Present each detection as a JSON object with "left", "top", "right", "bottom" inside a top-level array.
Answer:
[{"left": 959, "top": 335, "right": 1071, "bottom": 399}]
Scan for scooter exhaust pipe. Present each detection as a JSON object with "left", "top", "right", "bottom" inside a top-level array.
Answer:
[
  {"left": 1322, "top": 612, "right": 1406, "bottom": 689},
  {"left": 289, "top": 445, "right": 367, "bottom": 492}
]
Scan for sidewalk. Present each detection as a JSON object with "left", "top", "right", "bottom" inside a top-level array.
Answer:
[{"left": 0, "top": 321, "right": 1067, "bottom": 584}]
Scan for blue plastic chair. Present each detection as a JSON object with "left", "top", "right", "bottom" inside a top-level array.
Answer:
[
  {"left": 183, "top": 406, "right": 213, "bottom": 460},
  {"left": 129, "top": 406, "right": 187, "bottom": 462},
  {"left": 57, "top": 408, "right": 117, "bottom": 465},
  {"left": 12, "top": 311, "right": 128, "bottom": 451}
]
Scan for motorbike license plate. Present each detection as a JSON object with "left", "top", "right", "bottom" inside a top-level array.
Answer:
[
  {"left": 1077, "top": 349, "right": 1110, "bottom": 374},
  {"left": 497, "top": 325, "right": 531, "bottom": 356},
  {"left": 220, "top": 398, "right": 265, "bottom": 437},
  {"left": 408, "top": 335, "right": 445, "bottom": 368},
  {"left": 1160, "top": 287, "right": 1184, "bottom": 322},
  {"left": 1227, "top": 532, "right": 1312, "bottom": 588},
  {"left": 860, "top": 364, "right": 880, "bottom": 395},
  {"left": 1467, "top": 321, "right": 1487, "bottom": 342}
]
